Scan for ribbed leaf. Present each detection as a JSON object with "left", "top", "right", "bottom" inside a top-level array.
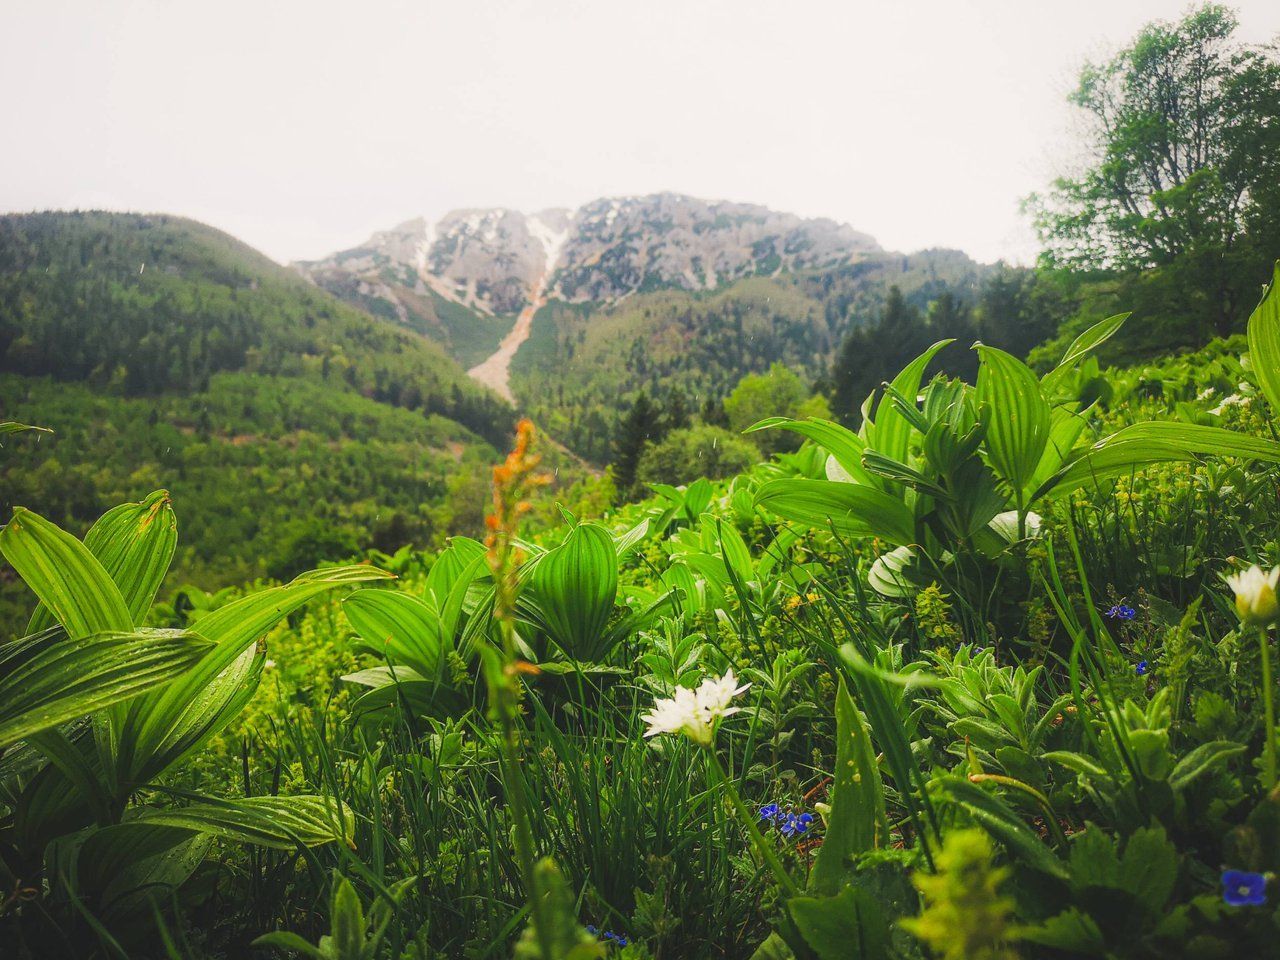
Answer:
[
  {"left": 755, "top": 479, "right": 915, "bottom": 546},
  {"left": 1, "top": 508, "right": 132, "bottom": 639},
  {"left": 124, "top": 646, "right": 263, "bottom": 786},
  {"left": 1056, "top": 312, "right": 1131, "bottom": 369},
  {"left": 129, "top": 795, "right": 354, "bottom": 848},
  {"left": 809, "top": 678, "right": 886, "bottom": 896},
  {"left": 72, "top": 822, "right": 211, "bottom": 904},
  {"left": 78, "top": 795, "right": 354, "bottom": 892},
  {"left": 1, "top": 421, "right": 52, "bottom": 437},
  {"left": 343, "top": 667, "right": 469, "bottom": 720},
  {"left": 977, "top": 346, "right": 1050, "bottom": 494},
  {"left": 871, "top": 340, "right": 955, "bottom": 464},
  {"left": 126, "top": 564, "right": 390, "bottom": 782},
  {"left": 28, "top": 490, "right": 177, "bottom": 635},
  {"left": 1023, "top": 406, "right": 1090, "bottom": 498},
  {"left": 1247, "top": 261, "right": 1280, "bottom": 414},
  {"left": 1037, "top": 421, "right": 1280, "bottom": 500},
  {"left": 746, "top": 417, "right": 874, "bottom": 484},
  {"left": 940, "top": 777, "right": 1068, "bottom": 879},
  {"left": 344, "top": 589, "right": 447, "bottom": 680},
  {"left": 0, "top": 628, "right": 211, "bottom": 750},
  {"left": 523, "top": 523, "right": 618, "bottom": 662}
]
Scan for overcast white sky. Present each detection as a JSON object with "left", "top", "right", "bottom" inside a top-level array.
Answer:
[{"left": 3, "top": 0, "right": 1276, "bottom": 265}]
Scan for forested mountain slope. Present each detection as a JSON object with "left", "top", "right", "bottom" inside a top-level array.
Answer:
[{"left": 0, "top": 211, "right": 526, "bottom": 626}]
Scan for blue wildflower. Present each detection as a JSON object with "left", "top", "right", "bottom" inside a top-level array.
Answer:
[
  {"left": 1105, "top": 604, "right": 1136, "bottom": 621},
  {"left": 1222, "top": 870, "right": 1267, "bottom": 906},
  {"left": 780, "top": 811, "right": 813, "bottom": 838},
  {"left": 758, "top": 803, "right": 781, "bottom": 824},
  {"left": 587, "top": 925, "right": 630, "bottom": 948},
  {"left": 1136, "top": 660, "right": 1149, "bottom": 676}
]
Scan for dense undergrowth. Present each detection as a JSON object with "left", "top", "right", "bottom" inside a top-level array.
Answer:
[{"left": 4, "top": 264, "right": 1280, "bottom": 959}]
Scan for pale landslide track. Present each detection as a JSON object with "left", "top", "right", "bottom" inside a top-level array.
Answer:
[{"left": 466, "top": 225, "right": 568, "bottom": 402}]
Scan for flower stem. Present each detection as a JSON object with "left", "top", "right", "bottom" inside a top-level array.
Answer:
[
  {"left": 705, "top": 749, "right": 800, "bottom": 897},
  {"left": 1260, "top": 625, "right": 1276, "bottom": 790}
]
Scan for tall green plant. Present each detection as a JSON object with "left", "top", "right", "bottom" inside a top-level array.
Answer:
[{"left": 0, "top": 493, "right": 382, "bottom": 925}]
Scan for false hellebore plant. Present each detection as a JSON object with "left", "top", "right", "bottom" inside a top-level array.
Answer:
[
  {"left": 0, "top": 491, "right": 382, "bottom": 934},
  {"left": 750, "top": 269, "right": 1280, "bottom": 599}
]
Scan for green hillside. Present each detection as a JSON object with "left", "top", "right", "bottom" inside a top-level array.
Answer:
[
  {"left": 512, "top": 249, "right": 990, "bottom": 460},
  {"left": 0, "top": 212, "right": 513, "bottom": 445},
  {"left": 0, "top": 212, "right": 528, "bottom": 630},
  {"left": 303, "top": 264, "right": 511, "bottom": 369}
]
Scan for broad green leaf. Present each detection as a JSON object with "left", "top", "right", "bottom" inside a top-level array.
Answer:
[
  {"left": 867, "top": 545, "right": 923, "bottom": 598},
  {"left": 1021, "top": 908, "right": 1106, "bottom": 954},
  {"left": 747, "top": 933, "right": 794, "bottom": 960},
  {"left": 747, "top": 417, "right": 874, "bottom": 484},
  {"left": 0, "top": 627, "right": 211, "bottom": 750},
  {"left": 1247, "top": 261, "right": 1280, "bottom": 414},
  {"left": 1023, "top": 406, "right": 1090, "bottom": 499},
  {"left": 1, "top": 421, "right": 52, "bottom": 437},
  {"left": 71, "top": 822, "right": 212, "bottom": 904},
  {"left": 523, "top": 523, "right": 618, "bottom": 662},
  {"left": 1056, "top": 312, "right": 1131, "bottom": 369},
  {"left": 127, "top": 564, "right": 390, "bottom": 781},
  {"left": 135, "top": 794, "right": 353, "bottom": 848},
  {"left": 755, "top": 479, "right": 915, "bottom": 545},
  {"left": 939, "top": 777, "right": 1068, "bottom": 879},
  {"left": 1037, "top": 421, "right": 1280, "bottom": 500},
  {"left": 344, "top": 589, "right": 447, "bottom": 681},
  {"left": 425, "top": 536, "right": 486, "bottom": 608},
  {"left": 809, "top": 679, "right": 886, "bottom": 896},
  {"left": 343, "top": 667, "right": 470, "bottom": 720},
  {"left": 1, "top": 508, "right": 132, "bottom": 639},
  {"left": 1116, "top": 825, "right": 1177, "bottom": 915},
  {"left": 250, "top": 932, "right": 329, "bottom": 960},
  {"left": 977, "top": 345, "right": 1050, "bottom": 494},
  {"left": 613, "top": 516, "right": 651, "bottom": 558},
  {"left": 787, "top": 884, "right": 889, "bottom": 960},
  {"left": 331, "top": 873, "right": 366, "bottom": 958},
  {"left": 83, "top": 795, "right": 353, "bottom": 864},
  {"left": 28, "top": 490, "right": 177, "bottom": 634},
  {"left": 872, "top": 340, "right": 955, "bottom": 464},
  {"left": 1168, "top": 740, "right": 1245, "bottom": 791}
]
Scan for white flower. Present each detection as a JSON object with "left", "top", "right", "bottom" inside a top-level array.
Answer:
[
  {"left": 695, "top": 669, "right": 750, "bottom": 718},
  {"left": 643, "top": 670, "right": 750, "bottom": 747},
  {"left": 1211, "top": 393, "right": 1248, "bottom": 415},
  {"left": 1227, "top": 565, "right": 1280, "bottom": 627},
  {"left": 1197, "top": 387, "right": 1216, "bottom": 402}
]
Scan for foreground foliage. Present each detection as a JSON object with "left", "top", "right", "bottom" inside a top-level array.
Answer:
[{"left": 6, "top": 213, "right": 1280, "bottom": 960}]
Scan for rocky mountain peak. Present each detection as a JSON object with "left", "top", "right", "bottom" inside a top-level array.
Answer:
[{"left": 294, "top": 194, "right": 880, "bottom": 318}]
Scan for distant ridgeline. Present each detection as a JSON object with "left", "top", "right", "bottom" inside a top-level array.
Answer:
[{"left": 296, "top": 193, "right": 997, "bottom": 461}]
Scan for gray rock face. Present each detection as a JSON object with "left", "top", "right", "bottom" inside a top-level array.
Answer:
[
  {"left": 551, "top": 193, "right": 880, "bottom": 303},
  {"left": 293, "top": 193, "right": 880, "bottom": 316}
]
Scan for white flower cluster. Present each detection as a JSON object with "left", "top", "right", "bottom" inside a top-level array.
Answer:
[
  {"left": 1210, "top": 382, "right": 1255, "bottom": 416},
  {"left": 643, "top": 670, "right": 750, "bottom": 746},
  {"left": 1228, "top": 564, "right": 1280, "bottom": 628}
]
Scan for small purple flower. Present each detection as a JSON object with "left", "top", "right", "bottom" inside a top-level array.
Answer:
[
  {"left": 1106, "top": 604, "right": 1136, "bottom": 621},
  {"left": 758, "top": 803, "right": 781, "bottom": 824},
  {"left": 1222, "top": 870, "right": 1267, "bottom": 906},
  {"left": 1136, "top": 660, "right": 1149, "bottom": 676},
  {"left": 780, "top": 812, "right": 813, "bottom": 838},
  {"left": 587, "top": 925, "right": 630, "bottom": 948}
]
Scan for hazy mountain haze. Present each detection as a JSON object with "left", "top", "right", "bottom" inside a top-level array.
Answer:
[{"left": 3, "top": 0, "right": 1276, "bottom": 266}]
